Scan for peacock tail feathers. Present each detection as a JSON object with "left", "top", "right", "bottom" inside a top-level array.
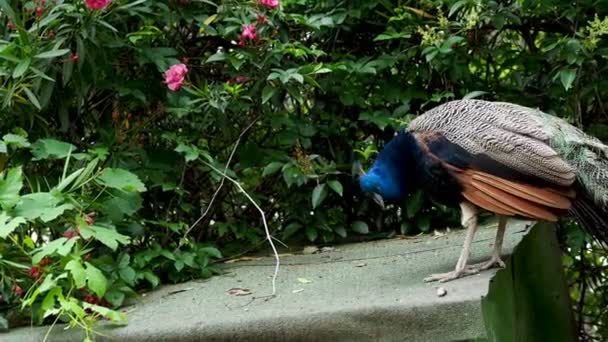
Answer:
[{"left": 408, "top": 100, "right": 608, "bottom": 209}]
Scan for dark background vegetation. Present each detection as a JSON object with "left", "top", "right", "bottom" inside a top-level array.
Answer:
[{"left": 0, "top": 0, "right": 607, "bottom": 339}]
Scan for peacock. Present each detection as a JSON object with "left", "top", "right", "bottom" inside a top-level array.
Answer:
[{"left": 358, "top": 99, "right": 608, "bottom": 283}]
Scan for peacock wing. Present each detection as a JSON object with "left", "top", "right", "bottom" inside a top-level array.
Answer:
[{"left": 409, "top": 99, "right": 576, "bottom": 187}]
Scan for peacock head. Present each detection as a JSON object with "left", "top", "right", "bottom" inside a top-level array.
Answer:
[
  {"left": 356, "top": 132, "right": 417, "bottom": 208},
  {"left": 359, "top": 166, "right": 405, "bottom": 209}
]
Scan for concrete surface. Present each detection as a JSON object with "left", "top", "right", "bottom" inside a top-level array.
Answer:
[{"left": 4, "top": 220, "right": 533, "bottom": 342}]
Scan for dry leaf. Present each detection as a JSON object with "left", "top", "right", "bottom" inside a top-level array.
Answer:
[
  {"left": 227, "top": 287, "right": 252, "bottom": 296},
  {"left": 355, "top": 263, "right": 367, "bottom": 267},
  {"left": 224, "top": 256, "right": 262, "bottom": 264},
  {"left": 320, "top": 246, "right": 335, "bottom": 253},
  {"left": 436, "top": 287, "right": 447, "bottom": 297},
  {"left": 297, "top": 277, "right": 313, "bottom": 284},
  {"left": 292, "top": 288, "right": 304, "bottom": 293},
  {"left": 302, "top": 246, "right": 319, "bottom": 255}
]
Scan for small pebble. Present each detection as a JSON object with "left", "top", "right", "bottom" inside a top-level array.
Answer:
[{"left": 437, "top": 287, "right": 447, "bottom": 297}]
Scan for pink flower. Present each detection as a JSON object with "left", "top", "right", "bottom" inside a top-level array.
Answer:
[
  {"left": 240, "top": 24, "right": 257, "bottom": 41},
  {"left": 84, "top": 0, "right": 111, "bottom": 10},
  {"left": 164, "top": 63, "right": 188, "bottom": 91},
  {"left": 259, "top": 0, "right": 279, "bottom": 9}
]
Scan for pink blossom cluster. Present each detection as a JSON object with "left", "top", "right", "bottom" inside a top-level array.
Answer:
[
  {"left": 164, "top": 63, "right": 189, "bottom": 91},
  {"left": 259, "top": 0, "right": 279, "bottom": 9},
  {"left": 84, "top": 0, "right": 111, "bottom": 11}
]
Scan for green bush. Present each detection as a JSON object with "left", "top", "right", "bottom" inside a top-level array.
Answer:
[{"left": 0, "top": 0, "right": 607, "bottom": 339}]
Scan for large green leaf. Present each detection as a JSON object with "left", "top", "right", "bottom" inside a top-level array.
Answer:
[
  {"left": 79, "top": 224, "right": 130, "bottom": 250},
  {"left": 14, "top": 193, "right": 73, "bottom": 222},
  {"left": 311, "top": 183, "right": 327, "bottom": 209},
  {"left": 0, "top": 212, "right": 25, "bottom": 238},
  {"left": 96, "top": 168, "right": 147, "bottom": 192},
  {"left": 30, "top": 139, "right": 77, "bottom": 160},
  {"left": 0, "top": 167, "right": 23, "bottom": 210},
  {"left": 85, "top": 262, "right": 107, "bottom": 298},
  {"left": 65, "top": 260, "right": 86, "bottom": 289},
  {"left": 31, "top": 238, "right": 76, "bottom": 264}
]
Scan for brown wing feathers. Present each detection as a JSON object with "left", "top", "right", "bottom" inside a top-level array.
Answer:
[
  {"left": 454, "top": 168, "right": 572, "bottom": 222},
  {"left": 414, "top": 132, "right": 575, "bottom": 221}
]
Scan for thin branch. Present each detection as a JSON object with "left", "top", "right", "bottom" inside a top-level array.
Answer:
[
  {"left": 178, "top": 117, "right": 259, "bottom": 248},
  {"left": 200, "top": 159, "right": 280, "bottom": 297}
]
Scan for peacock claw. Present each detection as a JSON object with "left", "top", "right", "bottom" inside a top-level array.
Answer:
[
  {"left": 423, "top": 267, "right": 481, "bottom": 283},
  {"left": 469, "top": 255, "right": 506, "bottom": 271},
  {"left": 424, "top": 256, "right": 505, "bottom": 283}
]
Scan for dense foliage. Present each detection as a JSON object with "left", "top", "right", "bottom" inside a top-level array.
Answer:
[{"left": 0, "top": 0, "right": 608, "bottom": 339}]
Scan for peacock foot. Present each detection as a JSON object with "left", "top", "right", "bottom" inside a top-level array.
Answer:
[
  {"left": 424, "top": 256, "right": 505, "bottom": 283},
  {"left": 468, "top": 255, "right": 506, "bottom": 271},
  {"left": 423, "top": 267, "right": 481, "bottom": 283}
]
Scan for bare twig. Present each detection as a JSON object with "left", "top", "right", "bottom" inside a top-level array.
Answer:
[
  {"left": 200, "top": 159, "right": 280, "bottom": 297},
  {"left": 178, "top": 117, "right": 258, "bottom": 248},
  {"left": 177, "top": 116, "right": 280, "bottom": 297}
]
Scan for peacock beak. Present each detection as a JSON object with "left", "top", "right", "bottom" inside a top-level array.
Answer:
[{"left": 372, "top": 193, "right": 385, "bottom": 210}]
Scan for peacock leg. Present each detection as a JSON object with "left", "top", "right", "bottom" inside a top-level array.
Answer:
[
  {"left": 466, "top": 216, "right": 507, "bottom": 271},
  {"left": 424, "top": 202, "right": 481, "bottom": 283}
]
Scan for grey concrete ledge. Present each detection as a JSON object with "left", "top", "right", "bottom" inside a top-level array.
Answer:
[{"left": 4, "top": 220, "right": 533, "bottom": 342}]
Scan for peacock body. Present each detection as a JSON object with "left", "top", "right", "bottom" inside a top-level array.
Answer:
[{"left": 359, "top": 99, "right": 608, "bottom": 282}]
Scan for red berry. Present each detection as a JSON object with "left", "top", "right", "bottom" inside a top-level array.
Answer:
[
  {"left": 70, "top": 54, "right": 79, "bottom": 62},
  {"left": 29, "top": 266, "right": 42, "bottom": 280},
  {"left": 36, "top": 7, "right": 43, "bottom": 17},
  {"left": 85, "top": 215, "right": 94, "bottom": 225},
  {"left": 13, "top": 285, "right": 23, "bottom": 296},
  {"left": 63, "top": 228, "right": 77, "bottom": 239}
]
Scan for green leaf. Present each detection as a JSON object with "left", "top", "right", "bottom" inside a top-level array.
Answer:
[
  {"left": 559, "top": 69, "right": 576, "bottom": 91},
  {"left": 65, "top": 260, "right": 86, "bottom": 288},
  {"left": 143, "top": 271, "right": 160, "bottom": 287},
  {"left": 449, "top": 0, "right": 466, "bottom": 17},
  {"left": 85, "top": 262, "right": 107, "bottom": 298},
  {"left": 351, "top": 221, "right": 369, "bottom": 234},
  {"left": 0, "top": 212, "right": 25, "bottom": 238},
  {"left": 282, "top": 222, "right": 302, "bottom": 240},
  {"left": 3, "top": 134, "right": 30, "bottom": 148},
  {"left": 119, "top": 267, "right": 136, "bottom": 286},
  {"left": 406, "top": 191, "right": 424, "bottom": 218},
  {"left": 32, "top": 238, "right": 72, "bottom": 264},
  {"left": 15, "top": 193, "right": 73, "bottom": 222},
  {"left": 417, "top": 216, "right": 431, "bottom": 232},
  {"left": 262, "top": 162, "right": 283, "bottom": 177},
  {"left": 305, "top": 226, "right": 318, "bottom": 241},
  {"left": 30, "top": 139, "right": 76, "bottom": 160},
  {"left": 22, "top": 87, "right": 41, "bottom": 110},
  {"left": 311, "top": 183, "right": 328, "bottom": 209},
  {"left": 12, "top": 59, "right": 30, "bottom": 79},
  {"left": 327, "top": 180, "right": 343, "bottom": 196},
  {"left": 96, "top": 168, "right": 147, "bottom": 192},
  {"left": 261, "top": 84, "right": 276, "bottom": 104},
  {"left": 34, "top": 49, "right": 71, "bottom": 59},
  {"left": 80, "top": 225, "right": 130, "bottom": 250},
  {"left": 463, "top": 90, "right": 488, "bottom": 100},
  {"left": 0, "top": 141, "right": 6, "bottom": 154},
  {"left": 334, "top": 226, "right": 347, "bottom": 238},
  {"left": 175, "top": 143, "right": 199, "bottom": 162},
  {"left": 205, "top": 52, "right": 226, "bottom": 63},
  {"left": 0, "top": 167, "right": 23, "bottom": 210},
  {"left": 199, "top": 246, "right": 222, "bottom": 259},
  {"left": 104, "top": 290, "right": 126, "bottom": 308}
]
